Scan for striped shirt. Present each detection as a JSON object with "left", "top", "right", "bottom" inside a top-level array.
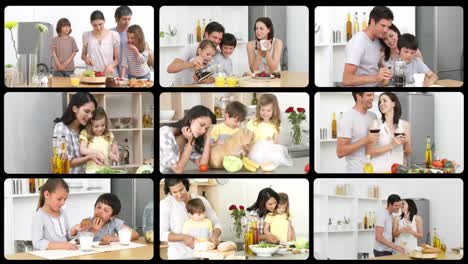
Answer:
[
  {"left": 121, "top": 45, "right": 150, "bottom": 77},
  {"left": 53, "top": 122, "right": 84, "bottom": 174}
]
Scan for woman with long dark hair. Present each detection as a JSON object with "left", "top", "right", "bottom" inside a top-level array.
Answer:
[
  {"left": 366, "top": 92, "right": 412, "bottom": 172},
  {"left": 53, "top": 92, "right": 103, "bottom": 174},
  {"left": 379, "top": 24, "right": 424, "bottom": 69},
  {"left": 246, "top": 17, "right": 283, "bottom": 73},
  {"left": 393, "top": 199, "right": 423, "bottom": 253},
  {"left": 247, "top": 187, "right": 281, "bottom": 243},
  {"left": 160, "top": 105, "right": 216, "bottom": 174}
]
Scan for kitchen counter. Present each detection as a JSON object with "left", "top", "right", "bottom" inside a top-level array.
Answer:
[
  {"left": 179, "top": 71, "right": 309, "bottom": 87},
  {"left": 5, "top": 237, "right": 153, "bottom": 260},
  {"left": 333, "top": 79, "right": 463, "bottom": 87},
  {"left": 181, "top": 157, "right": 309, "bottom": 174},
  {"left": 48, "top": 77, "right": 154, "bottom": 88},
  {"left": 371, "top": 252, "right": 462, "bottom": 260}
]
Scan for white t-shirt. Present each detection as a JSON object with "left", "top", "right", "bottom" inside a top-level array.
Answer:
[
  {"left": 405, "top": 57, "right": 430, "bottom": 84},
  {"left": 345, "top": 31, "right": 382, "bottom": 87},
  {"left": 338, "top": 108, "right": 378, "bottom": 173},
  {"left": 374, "top": 208, "right": 394, "bottom": 252}
]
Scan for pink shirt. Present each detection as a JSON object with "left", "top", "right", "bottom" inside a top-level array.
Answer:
[{"left": 82, "top": 30, "right": 120, "bottom": 76}]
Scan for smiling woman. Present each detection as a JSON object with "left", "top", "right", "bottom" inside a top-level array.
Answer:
[{"left": 52, "top": 92, "right": 98, "bottom": 174}]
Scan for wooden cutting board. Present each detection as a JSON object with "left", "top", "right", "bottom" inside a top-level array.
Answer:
[{"left": 194, "top": 250, "right": 236, "bottom": 259}]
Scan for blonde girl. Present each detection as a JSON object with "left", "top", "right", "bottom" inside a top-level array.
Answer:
[
  {"left": 247, "top": 94, "right": 281, "bottom": 143},
  {"left": 80, "top": 107, "right": 119, "bottom": 173},
  {"left": 121, "top": 24, "right": 151, "bottom": 79},
  {"left": 264, "top": 192, "right": 296, "bottom": 242}
]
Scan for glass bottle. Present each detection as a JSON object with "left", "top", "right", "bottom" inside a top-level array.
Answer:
[
  {"left": 123, "top": 139, "right": 130, "bottom": 164},
  {"left": 346, "top": 13, "right": 352, "bottom": 41},
  {"left": 143, "top": 105, "right": 153, "bottom": 128},
  {"left": 425, "top": 136, "right": 433, "bottom": 168},
  {"left": 251, "top": 93, "right": 258, "bottom": 105},
  {"left": 29, "top": 178, "right": 36, "bottom": 193},
  {"left": 143, "top": 202, "right": 154, "bottom": 243},
  {"left": 353, "top": 12, "right": 359, "bottom": 34},
  {"left": 362, "top": 12, "right": 368, "bottom": 30},
  {"left": 331, "top": 112, "right": 337, "bottom": 139},
  {"left": 196, "top": 19, "right": 201, "bottom": 42}
]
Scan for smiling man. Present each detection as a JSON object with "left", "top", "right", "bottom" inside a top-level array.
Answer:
[
  {"left": 342, "top": 6, "right": 394, "bottom": 87},
  {"left": 112, "top": 6, "right": 133, "bottom": 78}
]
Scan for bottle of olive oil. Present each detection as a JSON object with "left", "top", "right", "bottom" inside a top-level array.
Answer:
[
  {"left": 331, "top": 112, "right": 337, "bottom": 139},
  {"left": 196, "top": 19, "right": 201, "bottom": 42},
  {"left": 425, "top": 136, "right": 433, "bottom": 168},
  {"left": 362, "top": 12, "right": 368, "bottom": 30},
  {"left": 346, "top": 13, "right": 352, "bottom": 41},
  {"left": 353, "top": 12, "right": 359, "bottom": 34},
  {"left": 363, "top": 155, "right": 374, "bottom": 173}
]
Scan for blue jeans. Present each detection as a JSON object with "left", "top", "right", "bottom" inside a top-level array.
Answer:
[
  {"left": 128, "top": 71, "right": 151, "bottom": 80},
  {"left": 53, "top": 71, "right": 74, "bottom": 77}
]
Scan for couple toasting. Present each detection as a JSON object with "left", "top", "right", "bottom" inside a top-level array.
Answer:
[
  {"left": 374, "top": 194, "right": 423, "bottom": 257},
  {"left": 336, "top": 92, "right": 412, "bottom": 173}
]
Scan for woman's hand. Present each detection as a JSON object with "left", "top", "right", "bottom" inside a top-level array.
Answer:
[
  {"left": 84, "top": 56, "right": 93, "bottom": 66},
  {"left": 391, "top": 136, "right": 403, "bottom": 147},
  {"left": 183, "top": 234, "right": 196, "bottom": 249},
  {"left": 264, "top": 233, "right": 279, "bottom": 244},
  {"left": 181, "top": 126, "right": 194, "bottom": 145},
  {"left": 399, "top": 135, "right": 409, "bottom": 144},
  {"left": 104, "top": 64, "right": 115, "bottom": 75},
  {"left": 62, "top": 242, "right": 78, "bottom": 250},
  {"left": 209, "top": 236, "right": 220, "bottom": 248}
]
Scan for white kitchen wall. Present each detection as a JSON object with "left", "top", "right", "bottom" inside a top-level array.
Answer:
[
  {"left": 433, "top": 92, "right": 464, "bottom": 168},
  {"left": 4, "top": 6, "right": 154, "bottom": 69},
  {"left": 4, "top": 93, "right": 64, "bottom": 173},
  {"left": 314, "top": 178, "right": 463, "bottom": 258},
  {"left": 286, "top": 6, "right": 309, "bottom": 72},
  {"left": 205, "top": 179, "right": 310, "bottom": 241}
]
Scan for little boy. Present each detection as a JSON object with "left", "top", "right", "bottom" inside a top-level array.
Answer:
[
  {"left": 210, "top": 101, "right": 247, "bottom": 146},
  {"left": 71, "top": 193, "right": 139, "bottom": 245},
  {"left": 182, "top": 198, "right": 213, "bottom": 242},
  {"left": 394, "top": 33, "right": 438, "bottom": 87},
  {"left": 214, "top": 33, "right": 237, "bottom": 76}
]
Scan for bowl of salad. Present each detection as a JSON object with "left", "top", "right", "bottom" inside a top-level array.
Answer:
[{"left": 249, "top": 242, "right": 280, "bottom": 256}]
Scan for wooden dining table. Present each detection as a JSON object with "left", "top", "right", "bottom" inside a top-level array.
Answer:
[
  {"left": 5, "top": 237, "right": 153, "bottom": 260},
  {"left": 178, "top": 71, "right": 309, "bottom": 87},
  {"left": 47, "top": 77, "right": 154, "bottom": 88}
]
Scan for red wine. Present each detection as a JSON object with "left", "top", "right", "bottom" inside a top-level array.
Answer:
[
  {"left": 369, "top": 129, "right": 380, "bottom": 133},
  {"left": 394, "top": 133, "right": 405, "bottom": 137}
]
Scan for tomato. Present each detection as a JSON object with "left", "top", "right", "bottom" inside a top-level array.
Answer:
[
  {"left": 391, "top": 163, "right": 399, "bottom": 174},
  {"left": 304, "top": 164, "right": 310, "bottom": 173},
  {"left": 432, "top": 160, "right": 443, "bottom": 168},
  {"left": 199, "top": 164, "right": 209, "bottom": 172},
  {"left": 441, "top": 158, "right": 448, "bottom": 166}
]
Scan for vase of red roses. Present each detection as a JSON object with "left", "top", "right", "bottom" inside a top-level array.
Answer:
[
  {"left": 229, "top": 204, "right": 246, "bottom": 247},
  {"left": 285, "top": 107, "right": 306, "bottom": 145}
]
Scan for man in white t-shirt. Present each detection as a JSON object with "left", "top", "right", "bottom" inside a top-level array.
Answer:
[
  {"left": 167, "top": 22, "right": 224, "bottom": 86},
  {"left": 342, "top": 6, "right": 394, "bottom": 87},
  {"left": 374, "top": 194, "right": 405, "bottom": 257},
  {"left": 337, "top": 92, "right": 378, "bottom": 173}
]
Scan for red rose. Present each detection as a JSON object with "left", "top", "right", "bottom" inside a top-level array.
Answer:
[
  {"left": 297, "top": 107, "right": 306, "bottom": 113},
  {"left": 229, "top": 204, "right": 237, "bottom": 210},
  {"left": 239, "top": 205, "right": 245, "bottom": 210},
  {"left": 285, "top": 107, "right": 295, "bottom": 113}
]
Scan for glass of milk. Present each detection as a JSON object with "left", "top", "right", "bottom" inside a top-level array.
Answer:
[
  {"left": 118, "top": 227, "right": 132, "bottom": 245},
  {"left": 79, "top": 232, "right": 94, "bottom": 251}
]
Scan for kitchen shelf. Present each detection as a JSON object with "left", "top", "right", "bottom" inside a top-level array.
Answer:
[{"left": 67, "top": 92, "right": 154, "bottom": 172}]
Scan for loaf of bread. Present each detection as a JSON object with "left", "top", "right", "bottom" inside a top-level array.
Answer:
[
  {"left": 217, "top": 241, "right": 237, "bottom": 252},
  {"left": 194, "top": 241, "right": 215, "bottom": 251},
  {"left": 422, "top": 247, "right": 442, "bottom": 253}
]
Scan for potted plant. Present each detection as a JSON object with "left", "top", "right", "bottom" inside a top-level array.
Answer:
[
  {"left": 5, "top": 22, "right": 19, "bottom": 87},
  {"left": 285, "top": 107, "right": 307, "bottom": 145}
]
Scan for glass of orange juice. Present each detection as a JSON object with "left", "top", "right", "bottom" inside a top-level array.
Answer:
[
  {"left": 227, "top": 76, "right": 237, "bottom": 87},
  {"left": 215, "top": 75, "right": 225, "bottom": 87},
  {"left": 70, "top": 75, "right": 80, "bottom": 87}
]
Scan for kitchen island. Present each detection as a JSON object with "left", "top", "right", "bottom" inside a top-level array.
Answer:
[
  {"left": 180, "top": 157, "right": 309, "bottom": 174},
  {"left": 178, "top": 71, "right": 309, "bottom": 87},
  {"left": 371, "top": 252, "right": 462, "bottom": 260}
]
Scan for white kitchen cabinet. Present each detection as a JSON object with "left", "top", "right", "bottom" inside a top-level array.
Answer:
[
  {"left": 314, "top": 6, "right": 415, "bottom": 86},
  {"left": 313, "top": 189, "right": 386, "bottom": 259},
  {"left": 4, "top": 178, "right": 110, "bottom": 255}
]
